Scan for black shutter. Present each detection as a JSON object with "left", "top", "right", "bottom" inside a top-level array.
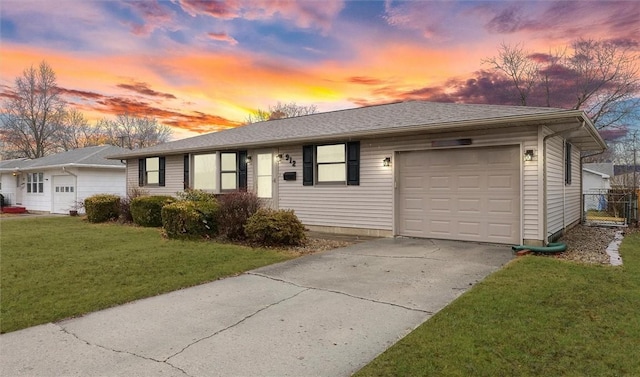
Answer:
[
  {"left": 238, "top": 150, "right": 248, "bottom": 191},
  {"left": 303, "top": 145, "right": 314, "bottom": 186},
  {"left": 183, "top": 154, "right": 190, "bottom": 190},
  {"left": 138, "top": 158, "right": 145, "bottom": 186},
  {"left": 346, "top": 141, "right": 360, "bottom": 186},
  {"left": 159, "top": 157, "right": 166, "bottom": 187}
]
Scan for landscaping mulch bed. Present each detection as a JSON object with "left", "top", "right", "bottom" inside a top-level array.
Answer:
[{"left": 553, "top": 224, "right": 622, "bottom": 264}]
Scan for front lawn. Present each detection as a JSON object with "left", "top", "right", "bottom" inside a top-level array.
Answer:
[
  {"left": 0, "top": 217, "right": 294, "bottom": 333},
  {"left": 356, "top": 232, "right": 640, "bottom": 376}
]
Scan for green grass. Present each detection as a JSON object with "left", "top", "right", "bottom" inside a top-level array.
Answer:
[
  {"left": 356, "top": 232, "right": 640, "bottom": 376},
  {"left": 0, "top": 217, "right": 294, "bottom": 333}
]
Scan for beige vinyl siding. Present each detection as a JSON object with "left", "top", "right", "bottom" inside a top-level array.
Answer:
[
  {"left": 126, "top": 155, "right": 184, "bottom": 196},
  {"left": 545, "top": 134, "right": 566, "bottom": 239},
  {"left": 565, "top": 144, "right": 582, "bottom": 226},
  {"left": 278, "top": 126, "right": 539, "bottom": 241}
]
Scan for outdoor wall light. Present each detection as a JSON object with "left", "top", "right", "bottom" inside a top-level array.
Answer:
[
  {"left": 524, "top": 149, "right": 535, "bottom": 161},
  {"left": 245, "top": 155, "right": 252, "bottom": 164},
  {"left": 276, "top": 154, "right": 283, "bottom": 162},
  {"left": 383, "top": 157, "right": 392, "bottom": 167}
]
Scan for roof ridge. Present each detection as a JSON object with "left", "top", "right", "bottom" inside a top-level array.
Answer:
[{"left": 74, "top": 145, "right": 111, "bottom": 164}]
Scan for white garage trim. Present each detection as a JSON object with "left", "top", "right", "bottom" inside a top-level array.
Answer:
[{"left": 395, "top": 145, "right": 521, "bottom": 244}]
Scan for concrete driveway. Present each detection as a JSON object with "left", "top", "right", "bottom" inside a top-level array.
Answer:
[{"left": 0, "top": 237, "right": 513, "bottom": 377}]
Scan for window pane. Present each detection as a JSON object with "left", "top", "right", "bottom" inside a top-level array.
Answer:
[
  {"left": 38, "top": 172, "right": 43, "bottom": 182},
  {"left": 146, "top": 157, "right": 159, "bottom": 171},
  {"left": 318, "top": 163, "right": 346, "bottom": 182},
  {"left": 221, "top": 172, "right": 237, "bottom": 190},
  {"left": 317, "top": 144, "right": 345, "bottom": 163},
  {"left": 193, "top": 153, "right": 217, "bottom": 190},
  {"left": 70, "top": 187, "right": 74, "bottom": 192},
  {"left": 257, "top": 176, "right": 272, "bottom": 198},
  {"left": 38, "top": 183, "right": 43, "bottom": 193},
  {"left": 221, "top": 153, "right": 237, "bottom": 171},
  {"left": 56, "top": 187, "right": 59, "bottom": 192},
  {"left": 27, "top": 174, "right": 32, "bottom": 184},
  {"left": 257, "top": 154, "right": 272, "bottom": 175},
  {"left": 147, "top": 172, "right": 159, "bottom": 185}
]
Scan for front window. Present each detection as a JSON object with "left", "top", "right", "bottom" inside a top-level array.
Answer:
[
  {"left": 27, "top": 172, "right": 44, "bottom": 193},
  {"left": 220, "top": 152, "right": 238, "bottom": 191},
  {"left": 316, "top": 144, "right": 346, "bottom": 183},
  {"left": 146, "top": 157, "right": 159, "bottom": 185},
  {"left": 193, "top": 153, "right": 217, "bottom": 191}
]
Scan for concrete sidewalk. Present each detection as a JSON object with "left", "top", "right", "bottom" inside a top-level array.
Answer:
[{"left": 0, "top": 238, "right": 513, "bottom": 377}]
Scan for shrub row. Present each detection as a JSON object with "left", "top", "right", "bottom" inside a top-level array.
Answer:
[
  {"left": 84, "top": 189, "right": 306, "bottom": 246},
  {"left": 131, "top": 195, "right": 175, "bottom": 227},
  {"left": 84, "top": 194, "right": 120, "bottom": 223}
]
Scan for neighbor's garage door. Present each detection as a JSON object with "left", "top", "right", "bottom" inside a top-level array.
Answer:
[
  {"left": 52, "top": 175, "right": 76, "bottom": 214},
  {"left": 397, "top": 145, "right": 520, "bottom": 244}
]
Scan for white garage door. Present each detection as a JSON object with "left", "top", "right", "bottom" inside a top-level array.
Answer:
[
  {"left": 52, "top": 175, "right": 76, "bottom": 214},
  {"left": 397, "top": 145, "right": 520, "bottom": 244}
]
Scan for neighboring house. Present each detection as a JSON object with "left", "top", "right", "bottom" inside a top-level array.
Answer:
[
  {"left": 0, "top": 145, "right": 128, "bottom": 214},
  {"left": 582, "top": 163, "right": 612, "bottom": 211},
  {"left": 108, "top": 101, "right": 606, "bottom": 246}
]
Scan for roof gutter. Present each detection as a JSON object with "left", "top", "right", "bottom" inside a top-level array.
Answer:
[
  {"left": 107, "top": 110, "right": 604, "bottom": 159},
  {"left": 1, "top": 163, "right": 126, "bottom": 172}
]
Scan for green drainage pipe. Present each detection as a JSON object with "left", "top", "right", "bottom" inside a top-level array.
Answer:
[{"left": 511, "top": 242, "right": 567, "bottom": 254}]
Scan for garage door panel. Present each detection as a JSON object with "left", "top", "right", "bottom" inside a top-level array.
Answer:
[
  {"left": 458, "top": 199, "right": 481, "bottom": 213},
  {"left": 488, "top": 174, "right": 517, "bottom": 189},
  {"left": 429, "top": 220, "right": 451, "bottom": 235},
  {"left": 487, "top": 199, "right": 515, "bottom": 214},
  {"left": 429, "top": 176, "right": 450, "bottom": 189},
  {"left": 458, "top": 175, "right": 481, "bottom": 189},
  {"left": 398, "top": 146, "right": 520, "bottom": 244}
]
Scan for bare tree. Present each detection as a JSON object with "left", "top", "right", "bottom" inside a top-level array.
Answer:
[
  {"left": 57, "top": 109, "right": 105, "bottom": 151},
  {"left": 484, "top": 38, "right": 640, "bottom": 130},
  {"left": 568, "top": 39, "right": 640, "bottom": 129},
  {"left": 0, "top": 61, "right": 67, "bottom": 158},
  {"left": 483, "top": 42, "right": 540, "bottom": 106},
  {"left": 101, "top": 114, "right": 173, "bottom": 149},
  {"left": 245, "top": 102, "right": 318, "bottom": 124}
]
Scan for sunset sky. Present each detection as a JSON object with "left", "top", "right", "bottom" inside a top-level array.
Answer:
[{"left": 1, "top": 0, "right": 639, "bottom": 140}]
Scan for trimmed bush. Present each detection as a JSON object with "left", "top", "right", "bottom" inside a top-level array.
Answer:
[
  {"left": 245, "top": 209, "right": 306, "bottom": 246},
  {"left": 85, "top": 194, "right": 121, "bottom": 223},
  {"left": 161, "top": 200, "right": 219, "bottom": 239},
  {"left": 217, "top": 191, "right": 262, "bottom": 240},
  {"left": 119, "top": 187, "right": 149, "bottom": 223},
  {"left": 176, "top": 189, "right": 218, "bottom": 203},
  {"left": 131, "top": 195, "right": 175, "bottom": 227}
]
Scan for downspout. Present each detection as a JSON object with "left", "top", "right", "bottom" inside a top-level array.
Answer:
[
  {"left": 542, "top": 121, "right": 586, "bottom": 244},
  {"left": 62, "top": 166, "right": 78, "bottom": 211}
]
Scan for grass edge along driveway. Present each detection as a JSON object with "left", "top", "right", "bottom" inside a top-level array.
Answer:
[
  {"left": 355, "top": 231, "right": 640, "bottom": 377},
  {"left": 1, "top": 217, "right": 294, "bottom": 334}
]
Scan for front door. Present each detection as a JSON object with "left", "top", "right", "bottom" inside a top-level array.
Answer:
[{"left": 255, "top": 151, "right": 278, "bottom": 209}]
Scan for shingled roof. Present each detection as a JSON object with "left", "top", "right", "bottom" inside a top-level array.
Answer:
[
  {"left": 107, "top": 101, "right": 606, "bottom": 159},
  {"left": 0, "top": 145, "right": 127, "bottom": 172}
]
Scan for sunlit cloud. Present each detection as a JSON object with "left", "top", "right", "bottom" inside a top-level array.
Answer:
[
  {"left": 116, "top": 81, "right": 177, "bottom": 99},
  {"left": 178, "top": 0, "right": 345, "bottom": 33},
  {"left": 207, "top": 32, "right": 239, "bottom": 46},
  {"left": 123, "top": 1, "right": 175, "bottom": 36}
]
